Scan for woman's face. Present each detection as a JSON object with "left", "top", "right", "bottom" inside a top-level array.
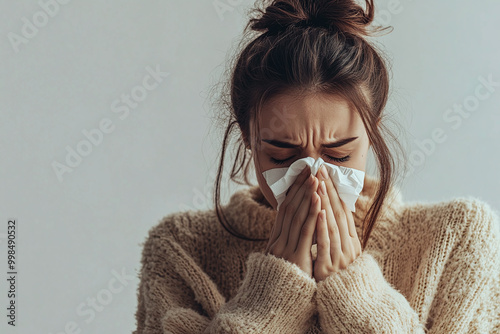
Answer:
[{"left": 250, "top": 91, "right": 371, "bottom": 210}]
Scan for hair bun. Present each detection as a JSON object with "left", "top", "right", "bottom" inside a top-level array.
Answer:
[
  {"left": 292, "top": 17, "right": 333, "bottom": 31},
  {"left": 249, "top": 0, "right": 380, "bottom": 37}
]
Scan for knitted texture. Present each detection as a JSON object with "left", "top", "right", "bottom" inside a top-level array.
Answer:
[{"left": 132, "top": 174, "right": 500, "bottom": 333}]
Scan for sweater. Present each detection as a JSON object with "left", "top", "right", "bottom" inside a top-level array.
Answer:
[{"left": 132, "top": 174, "right": 500, "bottom": 333}]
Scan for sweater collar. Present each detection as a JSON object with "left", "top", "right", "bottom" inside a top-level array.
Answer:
[{"left": 221, "top": 173, "right": 403, "bottom": 240}]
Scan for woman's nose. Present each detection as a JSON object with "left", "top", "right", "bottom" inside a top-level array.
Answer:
[{"left": 299, "top": 152, "right": 321, "bottom": 161}]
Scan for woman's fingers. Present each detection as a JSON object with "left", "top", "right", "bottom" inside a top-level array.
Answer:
[
  {"left": 315, "top": 209, "right": 331, "bottom": 277},
  {"left": 318, "top": 179, "right": 342, "bottom": 253},
  {"left": 286, "top": 175, "right": 317, "bottom": 251},
  {"left": 321, "top": 169, "right": 351, "bottom": 253},
  {"left": 281, "top": 173, "right": 314, "bottom": 251},
  {"left": 295, "top": 191, "right": 321, "bottom": 256},
  {"left": 265, "top": 222, "right": 275, "bottom": 254},
  {"left": 281, "top": 165, "right": 311, "bottom": 208},
  {"left": 269, "top": 166, "right": 311, "bottom": 252}
]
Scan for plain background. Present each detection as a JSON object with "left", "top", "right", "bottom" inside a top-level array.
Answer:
[{"left": 1, "top": 0, "right": 499, "bottom": 333}]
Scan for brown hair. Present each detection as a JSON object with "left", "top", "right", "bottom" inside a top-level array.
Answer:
[{"left": 211, "top": 0, "right": 407, "bottom": 250}]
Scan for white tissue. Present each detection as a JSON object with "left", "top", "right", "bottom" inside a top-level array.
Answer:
[{"left": 262, "top": 157, "right": 365, "bottom": 212}]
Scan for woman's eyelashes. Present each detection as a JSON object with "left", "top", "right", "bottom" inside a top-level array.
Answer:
[{"left": 270, "top": 154, "right": 351, "bottom": 165}]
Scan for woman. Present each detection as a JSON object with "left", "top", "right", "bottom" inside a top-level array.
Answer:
[{"left": 133, "top": 0, "right": 500, "bottom": 333}]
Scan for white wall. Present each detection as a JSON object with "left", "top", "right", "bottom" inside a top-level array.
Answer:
[{"left": 0, "top": 0, "right": 498, "bottom": 333}]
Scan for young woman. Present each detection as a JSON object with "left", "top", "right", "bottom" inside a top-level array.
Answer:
[{"left": 133, "top": 0, "right": 500, "bottom": 333}]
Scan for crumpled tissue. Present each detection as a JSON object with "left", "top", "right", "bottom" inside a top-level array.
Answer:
[{"left": 262, "top": 157, "right": 365, "bottom": 212}]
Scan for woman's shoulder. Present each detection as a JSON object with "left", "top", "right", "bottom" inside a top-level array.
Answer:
[
  {"left": 402, "top": 195, "right": 499, "bottom": 231},
  {"left": 139, "top": 208, "right": 220, "bottom": 254},
  {"left": 364, "top": 183, "right": 500, "bottom": 255},
  {"left": 361, "top": 174, "right": 498, "bottom": 226},
  {"left": 397, "top": 196, "right": 500, "bottom": 258}
]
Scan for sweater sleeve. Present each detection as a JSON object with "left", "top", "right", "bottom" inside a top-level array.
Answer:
[
  {"left": 315, "top": 199, "right": 500, "bottom": 334},
  {"left": 315, "top": 251, "right": 426, "bottom": 333},
  {"left": 133, "top": 232, "right": 317, "bottom": 334}
]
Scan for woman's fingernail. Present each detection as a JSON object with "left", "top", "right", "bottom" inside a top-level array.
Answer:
[
  {"left": 319, "top": 180, "right": 326, "bottom": 196},
  {"left": 320, "top": 165, "right": 328, "bottom": 179},
  {"left": 320, "top": 209, "right": 325, "bottom": 222}
]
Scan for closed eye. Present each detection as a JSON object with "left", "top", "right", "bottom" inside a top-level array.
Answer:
[{"left": 270, "top": 154, "right": 351, "bottom": 165}]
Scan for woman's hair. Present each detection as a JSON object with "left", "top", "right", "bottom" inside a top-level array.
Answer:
[{"left": 211, "top": 0, "right": 406, "bottom": 250}]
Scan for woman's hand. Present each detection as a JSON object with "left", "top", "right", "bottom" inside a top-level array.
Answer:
[
  {"left": 313, "top": 164, "right": 362, "bottom": 282},
  {"left": 265, "top": 165, "right": 321, "bottom": 278}
]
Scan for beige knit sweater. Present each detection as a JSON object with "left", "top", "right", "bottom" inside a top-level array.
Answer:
[{"left": 132, "top": 174, "right": 500, "bottom": 333}]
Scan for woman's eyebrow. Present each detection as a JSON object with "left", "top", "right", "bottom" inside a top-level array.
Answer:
[{"left": 261, "top": 137, "right": 358, "bottom": 148}]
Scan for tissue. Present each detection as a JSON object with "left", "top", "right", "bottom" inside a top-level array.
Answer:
[{"left": 262, "top": 157, "right": 365, "bottom": 212}]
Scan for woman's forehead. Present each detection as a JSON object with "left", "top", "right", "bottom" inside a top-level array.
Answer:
[{"left": 257, "top": 92, "right": 362, "bottom": 138}]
